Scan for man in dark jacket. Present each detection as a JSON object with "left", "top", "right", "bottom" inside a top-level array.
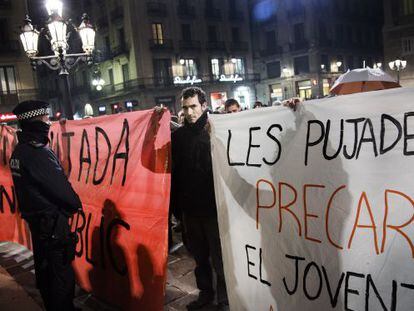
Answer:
[
  {"left": 9, "top": 100, "right": 82, "bottom": 311},
  {"left": 171, "top": 87, "right": 228, "bottom": 310}
]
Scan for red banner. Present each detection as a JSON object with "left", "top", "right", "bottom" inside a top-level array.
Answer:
[{"left": 0, "top": 110, "right": 171, "bottom": 310}]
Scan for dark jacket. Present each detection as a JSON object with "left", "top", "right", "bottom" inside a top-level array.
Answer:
[
  {"left": 171, "top": 111, "right": 217, "bottom": 217},
  {"left": 10, "top": 131, "right": 82, "bottom": 221}
]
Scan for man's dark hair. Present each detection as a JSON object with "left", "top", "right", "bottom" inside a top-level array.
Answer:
[
  {"left": 253, "top": 101, "right": 264, "bottom": 108},
  {"left": 181, "top": 87, "right": 207, "bottom": 105},
  {"left": 224, "top": 98, "right": 240, "bottom": 109}
]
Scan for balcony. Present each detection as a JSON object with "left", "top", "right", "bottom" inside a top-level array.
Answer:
[
  {"left": 205, "top": 8, "right": 221, "bottom": 20},
  {"left": 147, "top": 2, "right": 168, "bottom": 17},
  {"left": 95, "top": 48, "right": 112, "bottom": 62},
  {"left": 229, "top": 11, "right": 244, "bottom": 22},
  {"left": 0, "top": 40, "right": 20, "bottom": 54},
  {"left": 179, "top": 40, "right": 201, "bottom": 50},
  {"left": 206, "top": 41, "right": 226, "bottom": 51},
  {"left": 110, "top": 6, "right": 124, "bottom": 21},
  {"left": 89, "top": 74, "right": 262, "bottom": 98},
  {"left": 149, "top": 39, "right": 174, "bottom": 51},
  {"left": 111, "top": 44, "right": 129, "bottom": 58},
  {"left": 289, "top": 40, "right": 309, "bottom": 51},
  {"left": 230, "top": 41, "right": 249, "bottom": 52},
  {"left": 259, "top": 45, "right": 283, "bottom": 57},
  {"left": 177, "top": 4, "right": 196, "bottom": 19}
]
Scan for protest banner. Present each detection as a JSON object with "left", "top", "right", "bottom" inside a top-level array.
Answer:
[
  {"left": 0, "top": 110, "right": 171, "bottom": 311},
  {"left": 210, "top": 87, "right": 414, "bottom": 311}
]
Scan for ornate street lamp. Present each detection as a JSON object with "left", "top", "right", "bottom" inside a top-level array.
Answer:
[
  {"left": 19, "top": 0, "right": 95, "bottom": 120},
  {"left": 20, "top": 17, "right": 40, "bottom": 58},
  {"left": 388, "top": 59, "right": 407, "bottom": 84},
  {"left": 45, "top": 0, "right": 63, "bottom": 17},
  {"left": 92, "top": 77, "right": 105, "bottom": 91}
]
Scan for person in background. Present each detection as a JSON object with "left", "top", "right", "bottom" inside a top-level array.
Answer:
[
  {"left": 253, "top": 101, "right": 265, "bottom": 109},
  {"left": 224, "top": 98, "right": 241, "bottom": 114}
]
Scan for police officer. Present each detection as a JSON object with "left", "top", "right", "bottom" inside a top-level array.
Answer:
[{"left": 9, "top": 100, "right": 82, "bottom": 311}]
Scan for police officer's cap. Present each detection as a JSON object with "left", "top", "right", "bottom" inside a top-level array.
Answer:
[{"left": 13, "top": 100, "right": 50, "bottom": 121}]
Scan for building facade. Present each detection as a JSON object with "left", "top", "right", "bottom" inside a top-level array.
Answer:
[
  {"left": 249, "top": 0, "right": 384, "bottom": 105},
  {"left": 36, "top": 0, "right": 257, "bottom": 117},
  {"left": 0, "top": 0, "right": 38, "bottom": 119},
  {"left": 383, "top": 0, "right": 414, "bottom": 87}
]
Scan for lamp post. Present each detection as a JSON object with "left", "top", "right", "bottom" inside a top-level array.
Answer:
[
  {"left": 19, "top": 0, "right": 95, "bottom": 120},
  {"left": 388, "top": 59, "right": 407, "bottom": 84}
]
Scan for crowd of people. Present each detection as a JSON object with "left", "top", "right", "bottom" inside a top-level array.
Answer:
[{"left": 8, "top": 87, "right": 299, "bottom": 311}]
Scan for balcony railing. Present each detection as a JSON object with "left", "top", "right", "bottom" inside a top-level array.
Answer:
[
  {"left": 206, "top": 41, "right": 225, "bottom": 50},
  {"left": 289, "top": 40, "right": 309, "bottom": 51},
  {"left": 149, "top": 39, "right": 174, "bottom": 51},
  {"left": 177, "top": 4, "right": 196, "bottom": 18},
  {"left": 0, "top": 40, "right": 20, "bottom": 54},
  {"left": 91, "top": 74, "right": 261, "bottom": 99},
  {"left": 230, "top": 41, "right": 249, "bottom": 51},
  {"left": 260, "top": 45, "right": 283, "bottom": 57},
  {"left": 111, "top": 44, "right": 129, "bottom": 58},
  {"left": 205, "top": 8, "right": 221, "bottom": 20},
  {"left": 95, "top": 48, "right": 112, "bottom": 62},
  {"left": 179, "top": 40, "right": 201, "bottom": 50},
  {"left": 147, "top": 2, "right": 168, "bottom": 17}
]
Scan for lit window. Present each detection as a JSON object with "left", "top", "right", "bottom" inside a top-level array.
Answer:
[
  {"left": 0, "top": 66, "right": 17, "bottom": 96},
  {"left": 270, "top": 83, "right": 283, "bottom": 102},
  {"left": 234, "top": 58, "right": 245, "bottom": 75},
  {"left": 403, "top": 0, "right": 414, "bottom": 15},
  {"left": 182, "top": 59, "right": 197, "bottom": 76},
  {"left": 322, "top": 79, "right": 331, "bottom": 96},
  {"left": 152, "top": 23, "right": 163, "bottom": 44},
  {"left": 211, "top": 58, "right": 220, "bottom": 77},
  {"left": 297, "top": 80, "right": 312, "bottom": 99}
]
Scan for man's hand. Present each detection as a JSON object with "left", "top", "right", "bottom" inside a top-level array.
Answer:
[
  {"left": 282, "top": 97, "right": 302, "bottom": 111},
  {"left": 154, "top": 105, "right": 167, "bottom": 114}
]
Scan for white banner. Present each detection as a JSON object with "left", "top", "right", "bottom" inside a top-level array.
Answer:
[{"left": 210, "top": 87, "right": 414, "bottom": 311}]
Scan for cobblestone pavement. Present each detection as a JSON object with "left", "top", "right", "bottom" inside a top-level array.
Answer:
[{"left": 0, "top": 241, "right": 218, "bottom": 311}]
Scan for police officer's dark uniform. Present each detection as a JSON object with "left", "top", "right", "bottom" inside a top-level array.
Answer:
[{"left": 9, "top": 100, "right": 82, "bottom": 311}]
